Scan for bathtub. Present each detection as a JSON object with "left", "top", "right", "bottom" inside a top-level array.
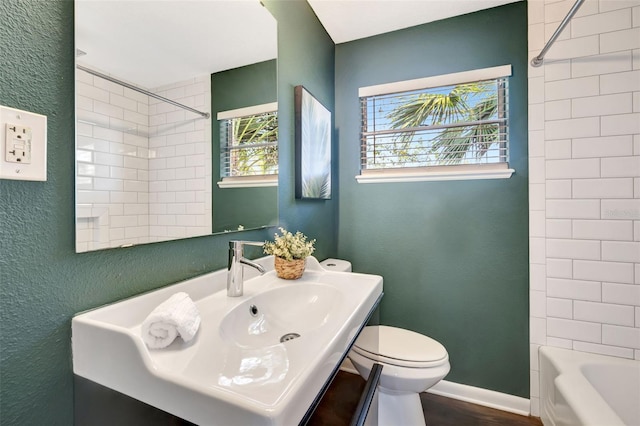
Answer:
[{"left": 540, "top": 346, "right": 640, "bottom": 426}]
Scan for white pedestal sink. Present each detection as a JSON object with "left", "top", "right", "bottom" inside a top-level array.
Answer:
[{"left": 72, "top": 256, "right": 383, "bottom": 425}]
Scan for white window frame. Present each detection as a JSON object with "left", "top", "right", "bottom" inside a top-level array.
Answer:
[
  {"left": 217, "top": 102, "right": 278, "bottom": 188},
  {"left": 356, "top": 65, "right": 515, "bottom": 184}
]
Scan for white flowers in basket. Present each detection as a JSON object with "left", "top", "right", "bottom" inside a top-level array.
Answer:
[{"left": 263, "top": 227, "right": 316, "bottom": 261}]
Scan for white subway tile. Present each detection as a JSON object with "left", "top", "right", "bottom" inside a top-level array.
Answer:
[
  {"left": 530, "top": 370, "right": 540, "bottom": 399},
  {"left": 573, "top": 341, "right": 635, "bottom": 358},
  {"left": 547, "top": 297, "right": 574, "bottom": 318},
  {"left": 634, "top": 92, "right": 640, "bottom": 112},
  {"left": 601, "top": 113, "right": 640, "bottom": 136},
  {"left": 529, "top": 103, "right": 545, "bottom": 131},
  {"left": 94, "top": 78, "right": 124, "bottom": 96},
  {"left": 601, "top": 156, "right": 640, "bottom": 177},
  {"left": 601, "top": 70, "right": 640, "bottom": 94},
  {"left": 575, "top": 300, "right": 636, "bottom": 326},
  {"left": 76, "top": 81, "right": 109, "bottom": 103},
  {"left": 547, "top": 199, "right": 601, "bottom": 218},
  {"left": 573, "top": 178, "right": 635, "bottom": 198},
  {"left": 545, "top": 0, "right": 574, "bottom": 22},
  {"left": 530, "top": 130, "right": 546, "bottom": 157},
  {"left": 637, "top": 308, "right": 640, "bottom": 328},
  {"left": 545, "top": 139, "right": 572, "bottom": 159},
  {"left": 531, "top": 344, "right": 541, "bottom": 371},
  {"left": 531, "top": 211, "right": 546, "bottom": 237},
  {"left": 602, "top": 324, "right": 640, "bottom": 348},
  {"left": 545, "top": 100, "right": 572, "bottom": 121},
  {"left": 529, "top": 237, "right": 546, "bottom": 265},
  {"left": 530, "top": 183, "right": 546, "bottom": 210},
  {"left": 94, "top": 152, "right": 123, "bottom": 168},
  {"left": 572, "top": 135, "right": 634, "bottom": 158},
  {"left": 603, "top": 282, "right": 640, "bottom": 306},
  {"left": 573, "top": 219, "right": 634, "bottom": 240},
  {"left": 635, "top": 134, "right": 640, "bottom": 154},
  {"left": 602, "top": 199, "right": 640, "bottom": 219},
  {"left": 546, "top": 117, "right": 600, "bottom": 140},
  {"left": 602, "top": 240, "right": 640, "bottom": 262},
  {"left": 546, "top": 179, "right": 572, "bottom": 198},
  {"left": 572, "top": 93, "right": 634, "bottom": 117},
  {"left": 546, "top": 60, "right": 573, "bottom": 82},
  {"left": 530, "top": 158, "right": 546, "bottom": 183},
  {"left": 529, "top": 22, "right": 546, "bottom": 51},
  {"left": 531, "top": 317, "right": 547, "bottom": 345},
  {"left": 547, "top": 35, "right": 601, "bottom": 62},
  {"left": 635, "top": 220, "right": 640, "bottom": 240},
  {"left": 634, "top": 49, "right": 640, "bottom": 69},
  {"left": 601, "top": 27, "right": 640, "bottom": 53},
  {"left": 76, "top": 190, "right": 110, "bottom": 204},
  {"left": 547, "top": 219, "right": 573, "bottom": 238},
  {"left": 529, "top": 0, "right": 545, "bottom": 25},
  {"left": 546, "top": 158, "right": 601, "bottom": 178},
  {"left": 547, "top": 258, "right": 574, "bottom": 278},
  {"left": 545, "top": 76, "right": 600, "bottom": 101},
  {"left": 110, "top": 192, "right": 138, "bottom": 204},
  {"left": 572, "top": 51, "right": 633, "bottom": 78},
  {"left": 572, "top": 8, "right": 632, "bottom": 38},
  {"left": 548, "top": 277, "right": 602, "bottom": 301},
  {"left": 93, "top": 178, "right": 123, "bottom": 192},
  {"left": 548, "top": 238, "right": 601, "bottom": 259},
  {"left": 530, "top": 76, "right": 546, "bottom": 104},
  {"left": 636, "top": 264, "right": 640, "bottom": 284},
  {"left": 532, "top": 290, "right": 547, "bottom": 318},
  {"left": 545, "top": 20, "right": 572, "bottom": 43},
  {"left": 549, "top": 336, "right": 575, "bottom": 349},
  {"left": 574, "top": 259, "right": 635, "bottom": 283},
  {"left": 110, "top": 166, "right": 137, "bottom": 181},
  {"left": 634, "top": 4, "right": 640, "bottom": 26},
  {"left": 531, "top": 263, "right": 547, "bottom": 291},
  {"left": 600, "top": 0, "right": 639, "bottom": 13},
  {"left": 93, "top": 127, "right": 124, "bottom": 144},
  {"left": 548, "top": 317, "right": 602, "bottom": 343}
]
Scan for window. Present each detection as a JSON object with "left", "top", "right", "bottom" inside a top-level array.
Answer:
[
  {"left": 218, "top": 102, "right": 278, "bottom": 187},
  {"left": 358, "top": 66, "right": 514, "bottom": 183}
]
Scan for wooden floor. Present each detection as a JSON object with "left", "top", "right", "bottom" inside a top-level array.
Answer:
[{"left": 308, "top": 371, "right": 543, "bottom": 426}]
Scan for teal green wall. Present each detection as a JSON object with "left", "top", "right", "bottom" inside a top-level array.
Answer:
[
  {"left": 0, "top": 0, "right": 336, "bottom": 424},
  {"left": 335, "top": 3, "right": 529, "bottom": 397},
  {"left": 211, "top": 60, "right": 278, "bottom": 233}
]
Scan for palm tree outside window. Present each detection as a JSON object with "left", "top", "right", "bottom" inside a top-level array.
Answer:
[
  {"left": 220, "top": 109, "right": 278, "bottom": 179},
  {"left": 360, "top": 70, "right": 509, "bottom": 172}
]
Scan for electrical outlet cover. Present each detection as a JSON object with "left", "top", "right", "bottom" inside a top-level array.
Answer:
[{"left": 0, "top": 105, "right": 47, "bottom": 181}]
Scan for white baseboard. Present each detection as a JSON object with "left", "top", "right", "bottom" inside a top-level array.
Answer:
[{"left": 427, "top": 380, "right": 531, "bottom": 416}]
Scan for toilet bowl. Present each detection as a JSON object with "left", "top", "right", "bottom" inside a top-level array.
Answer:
[
  {"left": 348, "top": 325, "right": 450, "bottom": 426},
  {"left": 319, "top": 258, "right": 450, "bottom": 425}
]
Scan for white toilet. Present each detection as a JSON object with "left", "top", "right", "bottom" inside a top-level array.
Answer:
[{"left": 320, "top": 259, "right": 450, "bottom": 426}]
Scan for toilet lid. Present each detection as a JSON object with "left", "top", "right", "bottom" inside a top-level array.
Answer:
[{"left": 352, "top": 325, "right": 448, "bottom": 368}]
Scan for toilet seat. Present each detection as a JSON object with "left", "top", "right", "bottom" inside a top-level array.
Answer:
[{"left": 352, "top": 325, "right": 448, "bottom": 368}]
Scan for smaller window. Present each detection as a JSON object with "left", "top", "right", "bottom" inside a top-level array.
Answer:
[
  {"left": 358, "top": 66, "right": 514, "bottom": 183},
  {"left": 218, "top": 103, "right": 278, "bottom": 186}
]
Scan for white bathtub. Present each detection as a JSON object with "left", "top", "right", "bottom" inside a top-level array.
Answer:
[{"left": 540, "top": 346, "right": 640, "bottom": 426}]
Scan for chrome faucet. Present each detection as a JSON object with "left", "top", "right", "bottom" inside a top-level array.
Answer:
[{"left": 227, "top": 240, "right": 266, "bottom": 297}]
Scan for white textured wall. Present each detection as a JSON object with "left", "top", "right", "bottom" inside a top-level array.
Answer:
[{"left": 528, "top": 0, "right": 640, "bottom": 416}]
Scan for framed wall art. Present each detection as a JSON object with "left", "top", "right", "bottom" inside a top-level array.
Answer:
[{"left": 294, "top": 85, "right": 332, "bottom": 200}]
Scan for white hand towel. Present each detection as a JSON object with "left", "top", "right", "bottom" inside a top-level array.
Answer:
[{"left": 141, "top": 292, "right": 201, "bottom": 349}]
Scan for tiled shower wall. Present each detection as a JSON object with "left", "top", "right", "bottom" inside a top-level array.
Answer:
[
  {"left": 148, "top": 76, "right": 212, "bottom": 242},
  {"left": 527, "top": 0, "right": 640, "bottom": 416},
  {"left": 76, "top": 68, "right": 211, "bottom": 251}
]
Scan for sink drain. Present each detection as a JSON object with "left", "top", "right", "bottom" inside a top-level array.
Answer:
[{"left": 280, "top": 333, "right": 301, "bottom": 343}]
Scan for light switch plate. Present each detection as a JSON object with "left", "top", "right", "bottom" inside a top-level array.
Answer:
[{"left": 0, "top": 105, "right": 47, "bottom": 181}]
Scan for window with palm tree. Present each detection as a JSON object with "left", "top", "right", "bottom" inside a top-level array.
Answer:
[
  {"left": 220, "top": 108, "right": 278, "bottom": 179},
  {"left": 360, "top": 74, "right": 509, "bottom": 172}
]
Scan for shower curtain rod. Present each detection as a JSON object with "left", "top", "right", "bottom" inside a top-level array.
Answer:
[
  {"left": 76, "top": 64, "right": 211, "bottom": 119},
  {"left": 531, "top": 0, "right": 585, "bottom": 67}
]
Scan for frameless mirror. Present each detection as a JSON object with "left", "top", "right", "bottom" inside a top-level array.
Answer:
[{"left": 75, "top": 0, "right": 278, "bottom": 252}]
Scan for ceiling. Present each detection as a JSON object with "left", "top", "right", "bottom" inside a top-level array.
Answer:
[
  {"left": 75, "top": 0, "right": 522, "bottom": 89},
  {"left": 309, "top": 0, "right": 523, "bottom": 44}
]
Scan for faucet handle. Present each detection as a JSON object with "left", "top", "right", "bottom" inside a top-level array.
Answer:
[{"left": 229, "top": 240, "right": 265, "bottom": 250}]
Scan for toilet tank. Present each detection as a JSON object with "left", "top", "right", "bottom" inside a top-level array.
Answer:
[{"left": 320, "top": 258, "right": 352, "bottom": 273}]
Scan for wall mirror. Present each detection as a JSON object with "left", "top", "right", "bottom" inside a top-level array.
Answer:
[{"left": 75, "top": 0, "right": 278, "bottom": 253}]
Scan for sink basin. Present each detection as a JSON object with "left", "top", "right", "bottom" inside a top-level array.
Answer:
[
  {"left": 72, "top": 256, "right": 382, "bottom": 425},
  {"left": 220, "top": 283, "right": 341, "bottom": 348}
]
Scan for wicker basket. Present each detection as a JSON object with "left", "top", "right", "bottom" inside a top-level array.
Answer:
[{"left": 274, "top": 257, "right": 306, "bottom": 280}]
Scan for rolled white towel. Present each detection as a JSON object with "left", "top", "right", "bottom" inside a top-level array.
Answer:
[{"left": 141, "top": 292, "right": 201, "bottom": 349}]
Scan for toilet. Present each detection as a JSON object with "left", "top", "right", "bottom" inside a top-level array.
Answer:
[{"left": 321, "top": 259, "right": 451, "bottom": 426}]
